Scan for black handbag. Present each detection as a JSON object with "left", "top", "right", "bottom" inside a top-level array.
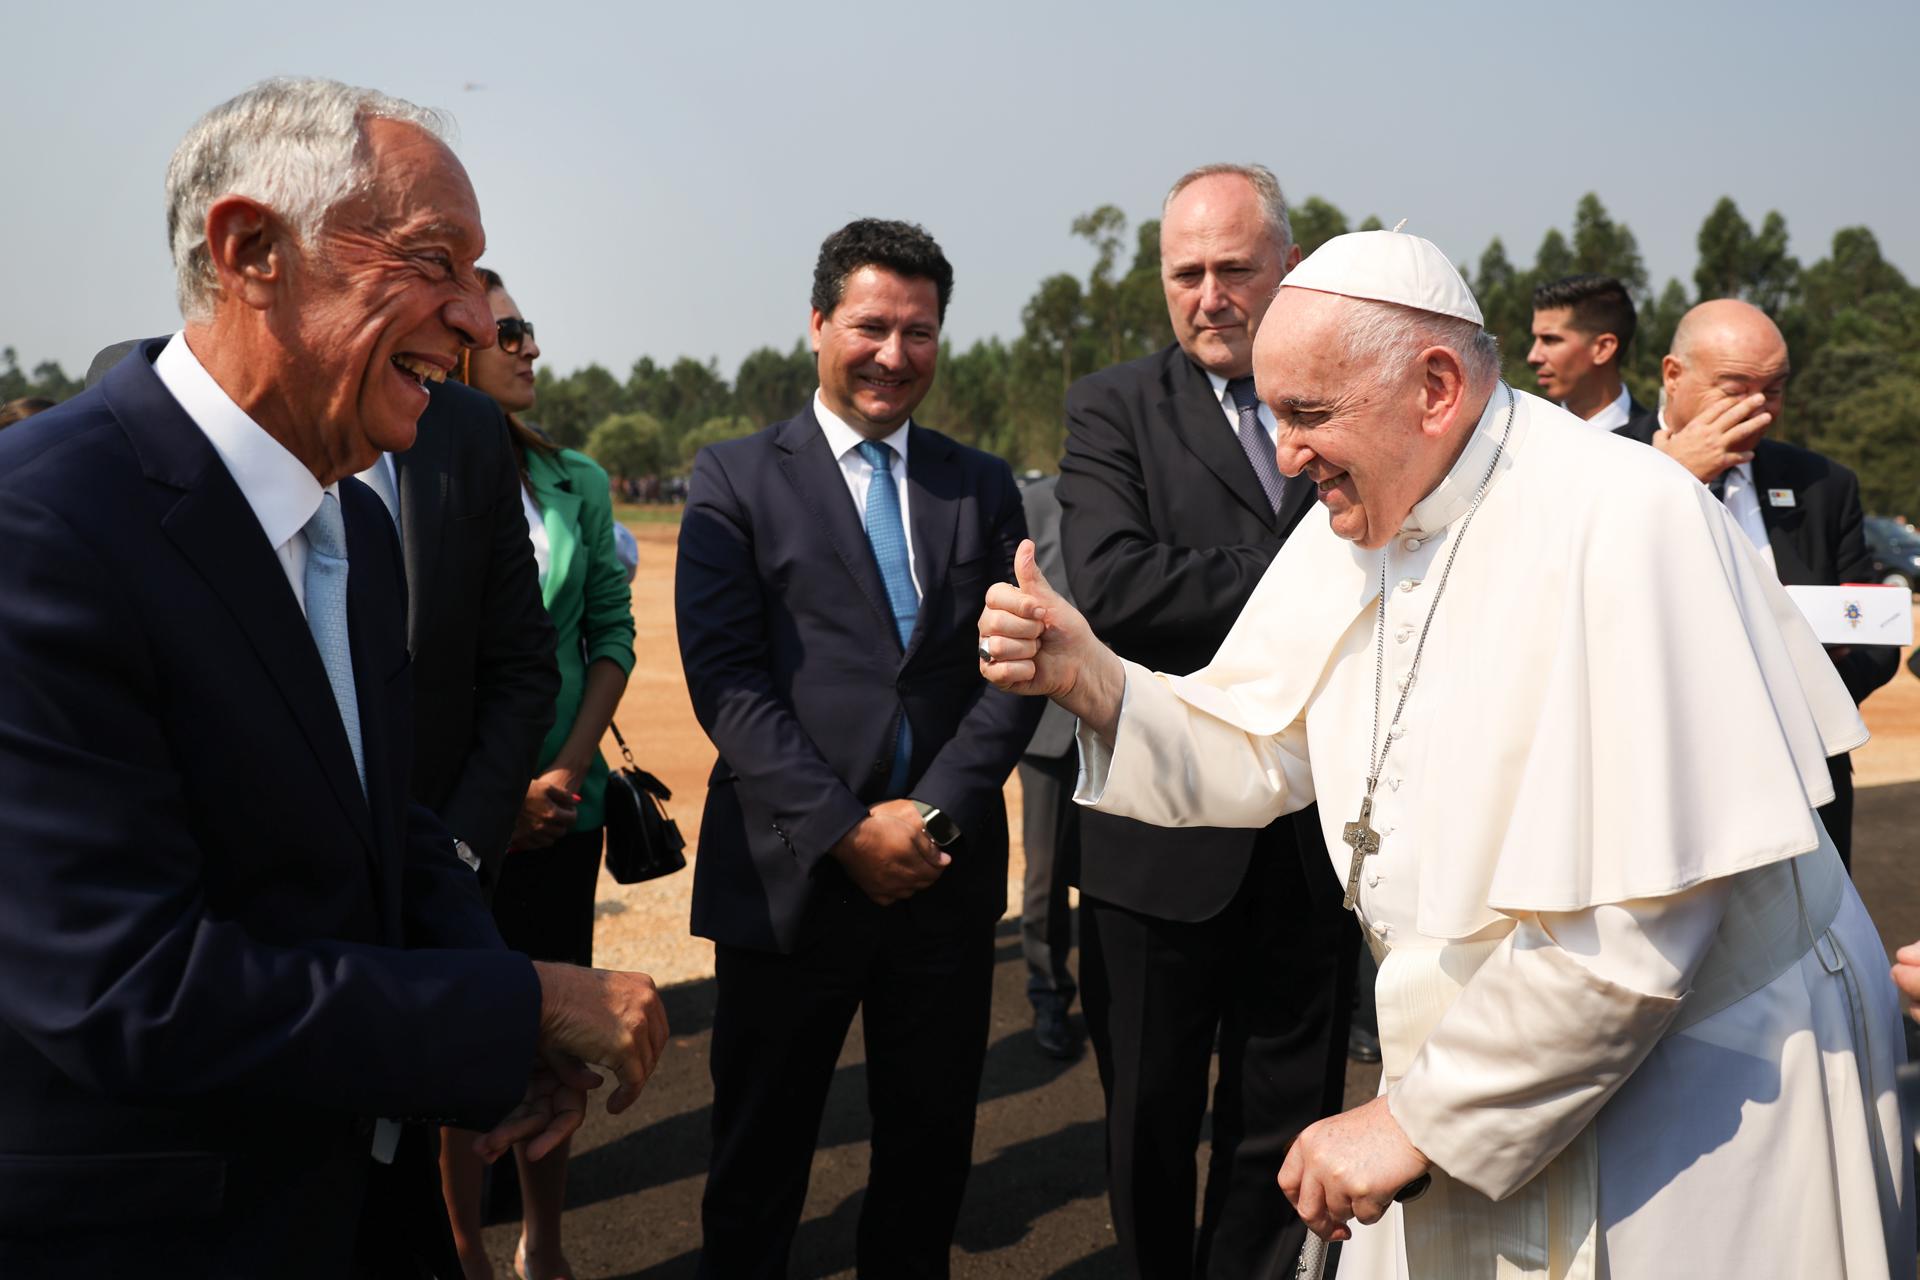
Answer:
[{"left": 600, "top": 721, "right": 686, "bottom": 885}]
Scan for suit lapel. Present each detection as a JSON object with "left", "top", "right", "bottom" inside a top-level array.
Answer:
[
  {"left": 1752, "top": 441, "right": 1813, "bottom": 584},
  {"left": 1159, "top": 353, "right": 1278, "bottom": 531},
  {"left": 775, "top": 409, "right": 899, "bottom": 648},
  {"left": 902, "top": 424, "right": 959, "bottom": 664},
  {"left": 112, "top": 353, "right": 377, "bottom": 855},
  {"left": 393, "top": 407, "right": 453, "bottom": 653}
]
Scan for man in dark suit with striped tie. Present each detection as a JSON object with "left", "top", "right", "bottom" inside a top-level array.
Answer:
[
  {"left": 676, "top": 219, "right": 1041, "bottom": 1278},
  {"left": 1055, "top": 164, "right": 1356, "bottom": 1279}
]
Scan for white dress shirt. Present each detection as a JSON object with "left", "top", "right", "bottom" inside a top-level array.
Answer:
[
  {"left": 813, "top": 389, "right": 922, "bottom": 600},
  {"left": 1204, "top": 370, "right": 1279, "bottom": 445},
  {"left": 153, "top": 332, "right": 331, "bottom": 615},
  {"left": 1578, "top": 383, "right": 1633, "bottom": 432},
  {"left": 1660, "top": 412, "right": 1775, "bottom": 568},
  {"left": 356, "top": 452, "right": 401, "bottom": 526},
  {"left": 519, "top": 482, "right": 552, "bottom": 587}
]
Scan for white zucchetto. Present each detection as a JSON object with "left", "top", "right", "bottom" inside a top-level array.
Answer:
[{"left": 1281, "top": 229, "right": 1484, "bottom": 327}]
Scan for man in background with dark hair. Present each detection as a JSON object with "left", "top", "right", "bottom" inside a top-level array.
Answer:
[
  {"left": 1528, "top": 273, "right": 1656, "bottom": 435},
  {"left": 677, "top": 218, "right": 1040, "bottom": 1278}
]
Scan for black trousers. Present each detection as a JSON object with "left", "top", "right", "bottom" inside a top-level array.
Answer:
[
  {"left": 1019, "top": 752, "right": 1081, "bottom": 1009},
  {"left": 1081, "top": 828, "right": 1355, "bottom": 1280},
  {"left": 698, "top": 903, "right": 996, "bottom": 1280}
]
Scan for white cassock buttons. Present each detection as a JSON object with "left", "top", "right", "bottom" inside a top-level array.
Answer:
[
  {"left": 1397, "top": 578, "right": 1419, "bottom": 593},
  {"left": 1395, "top": 626, "right": 1413, "bottom": 643},
  {"left": 1402, "top": 537, "right": 1421, "bottom": 551}
]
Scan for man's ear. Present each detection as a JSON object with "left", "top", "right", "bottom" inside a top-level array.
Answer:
[
  {"left": 204, "top": 194, "right": 293, "bottom": 312},
  {"left": 807, "top": 307, "right": 826, "bottom": 355},
  {"left": 1591, "top": 332, "right": 1620, "bottom": 368},
  {"left": 1419, "top": 346, "right": 1469, "bottom": 438},
  {"left": 1660, "top": 353, "right": 1683, "bottom": 399}
]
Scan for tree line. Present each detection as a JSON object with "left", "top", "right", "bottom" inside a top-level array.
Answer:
[{"left": 7, "top": 194, "right": 1915, "bottom": 511}]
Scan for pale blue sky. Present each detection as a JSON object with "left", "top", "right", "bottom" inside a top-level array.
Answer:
[{"left": 7, "top": 0, "right": 1915, "bottom": 383}]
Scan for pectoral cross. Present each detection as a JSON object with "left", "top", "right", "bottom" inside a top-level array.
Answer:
[{"left": 1341, "top": 794, "right": 1381, "bottom": 911}]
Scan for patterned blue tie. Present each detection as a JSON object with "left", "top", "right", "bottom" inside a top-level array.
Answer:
[
  {"left": 1226, "top": 376, "right": 1287, "bottom": 513},
  {"left": 858, "top": 440, "right": 917, "bottom": 795},
  {"left": 303, "top": 493, "right": 366, "bottom": 796}
]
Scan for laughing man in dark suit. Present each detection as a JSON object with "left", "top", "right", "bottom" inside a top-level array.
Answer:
[
  {"left": 0, "top": 78, "right": 666, "bottom": 1279},
  {"left": 1617, "top": 297, "right": 1898, "bottom": 867},
  {"left": 1055, "top": 164, "right": 1356, "bottom": 1279},
  {"left": 677, "top": 219, "right": 1041, "bottom": 1278}
]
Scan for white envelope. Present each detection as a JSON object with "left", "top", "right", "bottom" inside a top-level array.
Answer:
[{"left": 1783, "top": 584, "right": 1914, "bottom": 646}]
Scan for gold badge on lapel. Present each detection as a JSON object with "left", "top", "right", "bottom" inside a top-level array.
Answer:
[{"left": 1767, "top": 488, "right": 1796, "bottom": 508}]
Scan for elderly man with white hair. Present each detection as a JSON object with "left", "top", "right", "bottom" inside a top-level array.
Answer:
[
  {"left": 979, "top": 230, "right": 1911, "bottom": 1278},
  {"left": 0, "top": 79, "right": 667, "bottom": 1278}
]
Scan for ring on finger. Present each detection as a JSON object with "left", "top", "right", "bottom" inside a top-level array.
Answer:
[{"left": 977, "top": 642, "right": 993, "bottom": 663}]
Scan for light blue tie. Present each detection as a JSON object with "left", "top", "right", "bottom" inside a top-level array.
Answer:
[
  {"left": 858, "top": 440, "right": 917, "bottom": 796},
  {"left": 303, "top": 493, "right": 366, "bottom": 796}
]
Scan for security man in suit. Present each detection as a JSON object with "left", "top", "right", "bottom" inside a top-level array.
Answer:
[
  {"left": 1618, "top": 297, "right": 1898, "bottom": 867},
  {"left": 676, "top": 219, "right": 1041, "bottom": 1278},
  {"left": 1055, "top": 163, "right": 1355, "bottom": 1279},
  {"left": 1526, "top": 273, "right": 1658, "bottom": 435},
  {"left": 0, "top": 78, "right": 666, "bottom": 1279}
]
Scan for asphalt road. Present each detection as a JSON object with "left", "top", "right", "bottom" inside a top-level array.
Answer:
[{"left": 486, "top": 780, "right": 1920, "bottom": 1278}]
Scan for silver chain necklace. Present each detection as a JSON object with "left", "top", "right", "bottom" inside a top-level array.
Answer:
[{"left": 1339, "top": 383, "right": 1516, "bottom": 910}]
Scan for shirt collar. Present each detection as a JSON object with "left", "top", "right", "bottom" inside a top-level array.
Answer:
[
  {"left": 1405, "top": 384, "right": 1519, "bottom": 536},
  {"left": 154, "top": 331, "right": 324, "bottom": 551},
  {"left": 814, "top": 389, "right": 911, "bottom": 465},
  {"left": 1582, "top": 383, "right": 1633, "bottom": 432}
]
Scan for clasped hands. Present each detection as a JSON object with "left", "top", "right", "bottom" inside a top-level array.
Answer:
[
  {"left": 474, "top": 961, "right": 672, "bottom": 1163},
  {"left": 831, "top": 798, "right": 949, "bottom": 905}
]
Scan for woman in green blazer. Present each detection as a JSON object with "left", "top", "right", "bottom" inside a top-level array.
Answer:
[{"left": 444, "top": 269, "right": 636, "bottom": 1280}]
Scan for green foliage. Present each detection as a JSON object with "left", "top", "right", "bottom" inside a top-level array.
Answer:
[
  {"left": 1291, "top": 197, "right": 1349, "bottom": 256},
  {"left": 677, "top": 414, "right": 757, "bottom": 467},
  {"left": 584, "top": 411, "right": 667, "bottom": 478},
  {"left": 0, "top": 347, "right": 82, "bottom": 406}
]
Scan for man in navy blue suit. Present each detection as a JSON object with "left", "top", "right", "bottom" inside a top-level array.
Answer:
[
  {"left": 0, "top": 78, "right": 667, "bottom": 1279},
  {"left": 677, "top": 219, "right": 1042, "bottom": 1278}
]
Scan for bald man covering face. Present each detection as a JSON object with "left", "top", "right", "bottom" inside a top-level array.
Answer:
[{"left": 1618, "top": 299, "right": 1899, "bottom": 867}]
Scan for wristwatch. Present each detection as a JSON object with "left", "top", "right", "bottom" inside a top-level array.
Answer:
[
  {"left": 910, "top": 800, "right": 963, "bottom": 849},
  {"left": 452, "top": 838, "right": 480, "bottom": 872}
]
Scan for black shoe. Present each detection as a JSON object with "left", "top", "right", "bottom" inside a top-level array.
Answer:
[
  {"left": 1347, "top": 1025, "right": 1381, "bottom": 1064},
  {"left": 1033, "top": 1002, "right": 1081, "bottom": 1061}
]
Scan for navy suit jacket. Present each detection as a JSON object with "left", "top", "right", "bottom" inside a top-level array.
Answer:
[
  {"left": 676, "top": 406, "right": 1042, "bottom": 954},
  {"left": 0, "top": 340, "right": 540, "bottom": 1277}
]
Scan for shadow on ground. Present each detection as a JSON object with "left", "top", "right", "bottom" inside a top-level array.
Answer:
[{"left": 490, "top": 783, "right": 1920, "bottom": 1277}]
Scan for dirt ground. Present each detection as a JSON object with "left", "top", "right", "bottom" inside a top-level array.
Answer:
[{"left": 588, "top": 520, "right": 1920, "bottom": 988}]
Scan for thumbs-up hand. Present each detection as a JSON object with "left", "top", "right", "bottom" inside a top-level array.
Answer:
[{"left": 978, "top": 539, "right": 1126, "bottom": 740}]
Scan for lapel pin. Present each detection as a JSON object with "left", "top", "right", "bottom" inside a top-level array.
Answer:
[{"left": 1767, "top": 488, "right": 1796, "bottom": 508}]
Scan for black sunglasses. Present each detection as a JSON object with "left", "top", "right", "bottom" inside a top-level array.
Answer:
[{"left": 496, "top": 316, "right": 536, "bottom": 354}]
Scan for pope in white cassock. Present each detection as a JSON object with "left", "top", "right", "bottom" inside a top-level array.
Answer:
[{"left": 977, "top": 230, "right": 1913, "bottom": 1279}]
